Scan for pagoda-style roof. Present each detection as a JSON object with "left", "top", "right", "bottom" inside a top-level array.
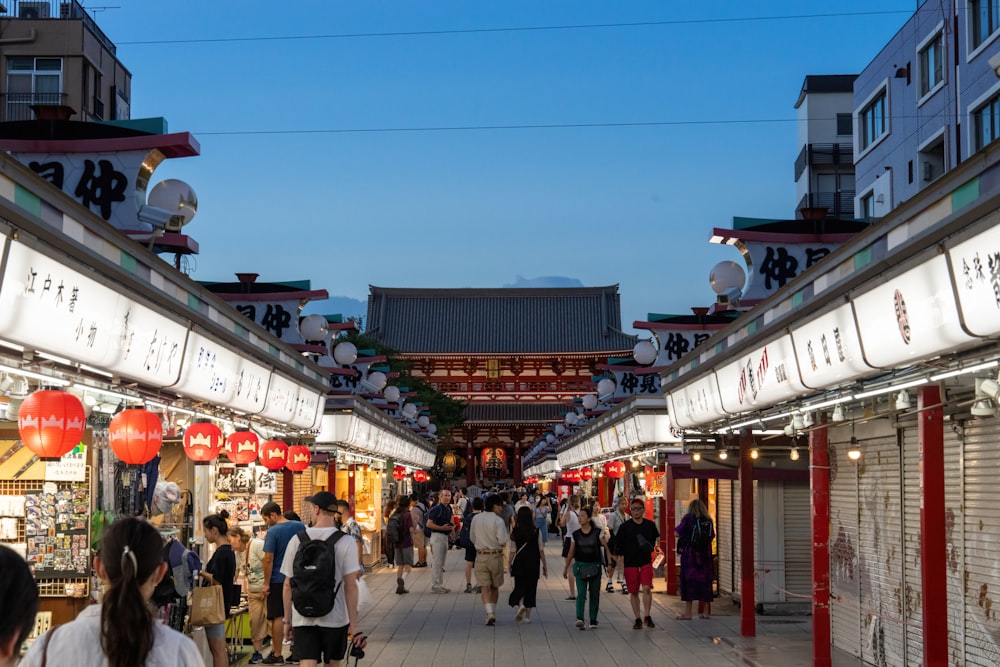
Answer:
[
  {"left": 463, "top": 403, "right": 566, "bottom": 424},
  {"left": 366, "top": 285, "right": 637, "bottom": 354}
]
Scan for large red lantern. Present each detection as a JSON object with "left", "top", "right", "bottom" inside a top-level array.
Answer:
[
  {"left": 285, "top": 445, "right": 312, "bottom": 473},
  {"left": 183, "top": 421, "right": 223, "bottom": 465},
  {"left": 259, "top": 440, "right": 288, "bottom": 471},
  {"left": 580, "top": 467, "right": 593, "bottom": 481},
  {"left": 18, "top": 389, "right": 85, "bottom": 460},
  {"left": 224, "top": 430, "right": 259, "bottom": 466},
  {"left": 392, "top": 466, "right": 406, "bottom": 481},
  {"left": 413, "top": 470, "right": 429, "bottom": 483},
  {"left": 109, "top": 409, "right": 162, "bottom": 465},
  {"left": 603, "top": 461, "right": 626, "bottom": 479},
  {"left": 561, "top": 469, "right": 582, "bottom": 484}
]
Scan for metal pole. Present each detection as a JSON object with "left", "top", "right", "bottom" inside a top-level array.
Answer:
[
  {"left": 739, "top": 429, "right": 756, "bottom": 637},
  {"left": 919, "top": 384, "right": 948, "bottom": 666},
  {"left": 811, "top": 414, "right": 831, "bottom": 667}
]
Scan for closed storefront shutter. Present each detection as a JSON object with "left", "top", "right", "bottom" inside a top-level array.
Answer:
[
  {"left": 961, "top": 420, "right": 1000, "bottom": 666},
  {"left": 718, "top": 479, "right": 734, "bottom": 596},
  {"left": 783, "top": 480, "right": 812, "bottom": 602},
  {"left": 829, "top": 423, "right": 862, "bottom": 659}
]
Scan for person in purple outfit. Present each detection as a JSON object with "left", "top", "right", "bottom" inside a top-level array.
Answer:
[{"left": 674, "top": 498, "right": 715, "bottom": 620}]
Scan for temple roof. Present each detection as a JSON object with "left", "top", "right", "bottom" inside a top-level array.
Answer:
[
  {"left": 463, "top": 403, "right": 566, "bottom": 424},
  {"left": 366, "top": 286, "right": 637, "bottom": 354}
]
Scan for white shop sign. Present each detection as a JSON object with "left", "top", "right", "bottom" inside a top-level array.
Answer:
[
  {"left": 715, "top": 334, "right": 806, "bottom": 414},
  {"left": 853, "top": 254, "right": 972, "bottom": 368},
  {"left": 171, "top": 332, "right": 244, "bottom": 405},
  {"left": 259, "top": 373, "right": 299, "bottom": 424},
  {"left": 108, "top": 299, "right": 188, "bottom": 387},
  {"left": 667, "top": 372, "right": 728, "bottom": 428},
  {"left": 948, "top": 222, "right": 1000, "bottom": 337},
  {"left": 790, "top": 303, "right": 873, "bottom": 390}
]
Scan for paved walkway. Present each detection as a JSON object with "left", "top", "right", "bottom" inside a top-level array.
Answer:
[{"left": 240, "top": 539, "right": 863, "bottom": 666}]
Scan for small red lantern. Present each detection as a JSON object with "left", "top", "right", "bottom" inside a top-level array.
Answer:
[
  {"left": 109, "top": 409, "right": 162, "bottom": 465},
  {"left": 413, "top": 470, "right": 429, "bottom": 483},
  {"left": 285, "top": 445, "right": 312, "bottom": 473},
  {"left": 183, "top": 421, "right": 223, "bottom": 465},
  {"left": 259, "top": 440, "right": 288, "bottom": 471},
  {"left": 392, "top": 466, "right": 406, "bottom": 481},
  {"left": 603, "top": 461, "right": 626, "bottom": 479},
  {"left": 18, "top": 389, "right": 86, "bottom": 460},
  {"left": 580, "top": 467, "right": 593, "bottom": 481},
  {"left": 224, "top": 430, "right": 259, "bottom": 466},
  {"left": 561, "top": 469, "right": 582, "bottom": 484}
]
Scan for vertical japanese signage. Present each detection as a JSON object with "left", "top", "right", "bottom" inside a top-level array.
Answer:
[
  {"left": 230, "top": 298, "right": 302, "bottom": 346},
  {"left": 667, "top": 373, "right": 729, "bottom": 428},
  {"left": 742, "top": 240, "right": 838, "bottom": 301},
  {"left": 789, "top": 303, "right": 873, "bottom": 390},
  {"left": 715, "top": 335, "right": 806, "bottom": 413},
  {"left": 948, "top": 221, "right": 1000, "bottom": 337}
]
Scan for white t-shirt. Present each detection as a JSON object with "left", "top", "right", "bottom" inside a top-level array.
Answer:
[
  {"left": 20, "top": 604, "right": 202, "bottom": 667},
  {"left": 279, "top": 525, "right": 361, "bottom": 628},
  {"left": 565, "top": 509, "right": 581, "bottom": 535}
]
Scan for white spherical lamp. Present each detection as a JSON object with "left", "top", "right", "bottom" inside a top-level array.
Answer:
[
  {"left": 428, "top": 423, "right": 437, "bottom": 435},
  {"left": 546, "top": 434, "right": 555, "bottom": 444},
  {"left": 332, "top": 341, "right": 358, "bottom": 366},
  {"left": 417, "top": 415, "right": 430, "bottom": 428},
  {"left": 554, "top": 424, "right": 565, "bottom": 435},
  {"left": 366, "top": 371, "right": 387, "bottom": 391},
  {"left": 633, "top": 340, "right": 657, "bottom": 365},
  {"left": 384, "top": 386, "right": 401, "bottom": 403},
  {"left": 298, "top": 314, "right": 329, "bottom": 341},
  {"left": 402, "top": 403, "right": 418, "bottom": 419},
  {"left": 565, "top": 412, "right": 579, "bottom": 426},
  {"left": 582, "top": 394, "right": 598, "bottom": 410},
  {"left": 709, "top": 261, "right": 747, "bottom": 295},
  {"left": 597, "top": 378, "right": 616, "bottom": 397}
]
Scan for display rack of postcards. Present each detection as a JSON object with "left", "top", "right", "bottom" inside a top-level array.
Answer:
[{"left": 0, "top": 467, "right": 91, "bottom": 598}]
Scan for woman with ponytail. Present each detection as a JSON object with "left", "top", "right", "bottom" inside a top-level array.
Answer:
[
  {"left": 202, "top": 510, "right": 236, "bottom": 667},
  {"left": 21, "top": 517, "right": 201, "bottom": 666}
]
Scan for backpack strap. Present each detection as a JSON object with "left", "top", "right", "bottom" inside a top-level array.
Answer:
[{"left": 324, "top": 531, "right": 346, "bottom": 598}]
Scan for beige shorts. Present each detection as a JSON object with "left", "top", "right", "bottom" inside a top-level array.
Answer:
[
  {"left": 247, "top": 591, "right": 268, "bottom": 643},
  {"left": 413, "top": 530, "right": 426, "bottom": 549},
  {"left": 474, "top": 551, "right": 505, "bottom": 589}
]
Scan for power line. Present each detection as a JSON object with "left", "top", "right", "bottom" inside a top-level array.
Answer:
[{"left": 118, "top": 10, "right": 911, "bottom": 46}]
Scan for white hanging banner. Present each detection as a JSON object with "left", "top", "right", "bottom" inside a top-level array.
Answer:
[
  {"left": 714, "top": 334, "right": 806, "bottom": 414},
  {"left": 789, "top": 302, "right": 874, "bottom": 390},
  {"left": 948, "top": 220, "right": 1000, "bottom": 337}
]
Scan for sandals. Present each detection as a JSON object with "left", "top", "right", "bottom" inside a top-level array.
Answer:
[{"left": 675, "top": 615, "right": 693, "bottom": 621}]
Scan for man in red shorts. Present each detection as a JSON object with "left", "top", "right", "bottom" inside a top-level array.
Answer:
[{"left": 611, "top": 498, "right": 659, "bottom": 629}]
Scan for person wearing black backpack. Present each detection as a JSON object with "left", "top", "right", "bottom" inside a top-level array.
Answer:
[
  {"left": 675, "top": 498, "right": 716, "bottom": 620},
  {"left": 280, "top": 491, "right": 367, "bottom": 667}
]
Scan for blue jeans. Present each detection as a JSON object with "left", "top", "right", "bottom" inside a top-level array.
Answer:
[
  {"left": 573, "top": 562, "right": 602, "bottom": 622},
  {"left": 534, "top": 517, "right": 548, "bottom": 544}
]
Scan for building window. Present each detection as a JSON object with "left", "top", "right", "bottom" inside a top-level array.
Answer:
[
  {"left": 973, "top": 91, "right": 1000, "bottom": 151},
  {"left": 859, "top": 88, "right": 888, "bottom": 151},
  {"left": 836, "top": 113, "right": 853, "bottom": 136},
  {"left": 861, "top": 192, "right": 875, "bottom": 219},
  {"left": 919, "top": 32, "right": 943, "bottom": 97},
  {"left": 5, "top": 57, "right": 62, "bottom": 121},
  {"left": 971, "top": 0, "right": 1000, "bottom": 51}
]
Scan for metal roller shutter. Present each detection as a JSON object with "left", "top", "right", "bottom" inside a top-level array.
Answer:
[
  {"left": 718, "top": 479, "right": 734, "bottom": 596},
  {"left": 783, "top": 481, "right": 812, "bottom": 602},
  {"left": 829, "top": 423, "right": 862, "bottom": 659},
  {"left": 944, "top": 426, "right": 964, "bottom": 667},
  {"left": 961, "top": 420, "right": 1000, "bottom": 666}
]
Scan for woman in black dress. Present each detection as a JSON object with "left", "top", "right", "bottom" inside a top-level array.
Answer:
[
  {"left": 508, "top": 507, "right": 547, "bottom": 623},
  {"left": 201, "top": 510, "right": 236, "bottom": 667}
]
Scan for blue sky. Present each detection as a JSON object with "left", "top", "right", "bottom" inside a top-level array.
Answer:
[{"left": 96, "top": 1, "right": 915, "bottom": 330}]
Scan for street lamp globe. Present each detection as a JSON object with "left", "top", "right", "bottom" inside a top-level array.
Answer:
[
  {"left": 633, "top": 340, "right": 657, "bottom": 365},
  {"left": 333, "top": 341, "right": 358, "bottom": 366},
  {"left": 709, "top": 261, "right": 746, "bottom": 295},
  {"left": 299, "top": 314, "right": 329, "bottom": 341},
  {"left": 582, "top": 394, "right": 598, "bottom": 410}
]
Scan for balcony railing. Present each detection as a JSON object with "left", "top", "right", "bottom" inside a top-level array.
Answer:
[
  {"left": 794, "top": 143, "right": 854, "bottom": 181},
  {"left": 10, "top": 1, "right": 116, "bottom": 55},
  {"left": 1, "top": 92, "right": 68, "bottom": 121},
  {"left": 797, "top": 191, "right": 857, "bottom": 220}
]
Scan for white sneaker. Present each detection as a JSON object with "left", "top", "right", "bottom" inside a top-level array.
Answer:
[
  {"left": 522, "top": 618, "right": 532, "bottom": 624},
  {"left": 515, "top": 605, "right": 526, "bottom": 623}
]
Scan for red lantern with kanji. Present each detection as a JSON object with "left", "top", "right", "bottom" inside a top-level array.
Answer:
[
  {"left": 259, "top": 440, "right": 288, "bottom": 471},
  {"left": 285, "top": 445, "right": 311, "bottom": 473},
  {"left": 392, "top": 466, "right": 406, "bottom": 481},
  {"left": 183, "top": 421, "right": 223, "bottom": 465},
  {"left": 580, "top": 467, "right": 593, "bottom": 481},
  {"left": 603, "top": 461, "right": 626, "bottom": 479},
  {"left": 18, "top": 389, "right": 86, "bottom": 460},
  {"left": 224, "top": 430, "right": 259, "bottom": 466},
  {"left": 413, "top": 470, "right": 429, "bottom": 483},
  {"left": 109, "top": 409, "right": 163, "bottom": 465},
  {"left": 561, "top": 469, "right": 582, "bottom": 484}
]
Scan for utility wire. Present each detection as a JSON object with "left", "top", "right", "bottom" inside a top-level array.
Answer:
[{"left": 118, "top": 10, "right": 911, "bottom": 46}]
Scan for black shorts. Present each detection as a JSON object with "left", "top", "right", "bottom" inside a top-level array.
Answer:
[
  {"left": 464, "top": 545, "right": 477, "bottom": 563},
  {"left": 562, "top": 537, "right": 572, "bottom": 558},
  {"left": 266, "top": 584, "right": 284, "bottom": 620},
  {"left": 293, "top": 624, "right": 349, "bottom": 662}
]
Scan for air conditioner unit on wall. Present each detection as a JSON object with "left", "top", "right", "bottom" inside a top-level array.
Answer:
[{"left": 19, "top": 2, "right": 51, "bottom": 18}]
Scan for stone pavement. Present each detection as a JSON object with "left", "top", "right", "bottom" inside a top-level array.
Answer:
[{"left": 238, "top": 539, "right": 863, "bottom": 666}]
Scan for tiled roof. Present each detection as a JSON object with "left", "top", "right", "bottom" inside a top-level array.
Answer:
[
  {"left": 463, "top": 403, "right": 566, "bottom": 424},
  {"left": 366, "top": 286, "right": 637, "bottom": 353}
]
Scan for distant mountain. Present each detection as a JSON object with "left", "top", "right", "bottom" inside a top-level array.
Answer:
[{"left": 503, "top": 275, "right": 584, "bottom": 288}]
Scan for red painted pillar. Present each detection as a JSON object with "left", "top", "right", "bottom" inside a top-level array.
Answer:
[
  {"left": 466, "top": 445, "right": 476, "bottom": 487},
  {"left": 739, "top": 430, "right": 756, "bottom": 637},
  {"left": 919, "top": 384, "right": 948, "bottom": 666},
  {"left": 665, "top": 461, "right": 677, "bottom": 595},
  {"left": 810, "top": 413, "right": 832, "bottom": 667},
  {"left": 282, "top": 470, "right": 294, "bottom": 513}
]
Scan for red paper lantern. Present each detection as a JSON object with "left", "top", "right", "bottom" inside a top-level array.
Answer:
[
  {"left": 109, "top": 409, "right": 163, "bottom": 465},
  {"left": 413, "top": 470, "right": 429, "bottom": 483},
  {"left": 285, "top": 445, "right": 312, "bottom": 473},
  {"left": 603, "top": 461, "right": 626, "bottom": 479},
  {"left": 392, "top": 466, "right": 406, "bottom": 481},
  {"left": 259, "top": 440, "right": 288, "bottom": 471},
  {"left": 224, "top": 430, "right": 259, "bottom": 466},
  {"left": 183, "top": 421, "right": 223, "bottom": 465},
  {"left": 18, "top": 389, "right": 86, "bottom": 460},
  {"left": 580, "top": 467, "right": 593, "bottom": 481},
  {"left": 561, "top": 469, "right": 582, "bottom": 484}
]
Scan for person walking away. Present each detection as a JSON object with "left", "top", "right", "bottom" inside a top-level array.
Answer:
[
  {"left": 336, "top": 500, "right": 364, "bottom": 568},
  {"left": 382, "top": 499, "right": 396, "bottom": 568},
  {"left": 533, "top": 496, "right": 551, "bottom": 546},
  {"left": 559, "top": 495, "right": 582, "bottom": 600},
  {"left": 409, "top": 493, "right": 428, "bottom": 567},
  {"left": 675, "top": 498, "right": 716, "bottom": 620},
  {"left": 387, "top": 497, "right": 414, "bottom": 594},
  {"left": 21, "top": 518, "right": 201, "bottom": 667},
  {"left": 562, "top": 507, "right": 611, "bottom": 630},
  {"left": 508, "top": 506, "right": 547, "bottom": 623},
  {"left": 0, "top": 545, "right": 38, "bottom": 667},
  {"left": 462, "top": 497, "right": 484, "bottom": 593},
  {"left": 424, "top": 488, "right": 454, "bottom": 593},
  {"left": 242, "top": 527, "right": 270, "bottom": 664},
  {"left": 280, "top": 492, "right": 367, "bottom": 667},
  {"left": 613, "top": 498, "right": 660, "bottom": 629},
  {"left": 470, "top": 494, "right": 509, "bottom": 625},
  {"left": 605, "top": 497, "right": 630, "bottom": 594},
  {"left": 261, "top": 501, "right": 305, "bottom": 664}
]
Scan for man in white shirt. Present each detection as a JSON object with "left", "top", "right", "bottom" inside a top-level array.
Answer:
[
  {"left": 469, "top": 494, "right": 509, "bottom": 626},
  {"left": 281, "top": 491, "right": 368, "bottom": 667}
]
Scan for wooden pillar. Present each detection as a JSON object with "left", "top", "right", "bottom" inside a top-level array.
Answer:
[
  {"left": 697, "top": 478, "right": 709, "bottom": 505},
  {"left": 466, "top": 445, "right": 476, "bottom": 487},
  {"left": 665, "top": 461, "right": 677, "bottom": 595},
  {"left": 282, "top": 470, "right": 294, "bottom": 513},
  {"left": 327, "top": 453, "right": 336, "bottom": 496},
  {"left": 810, "top": 413, "right": 831, "bottom": 667},
  {"left": 919, "top": 384, "right": 948, "bottom": 666},
  {"left": 739, "top": 430, "right": 756, "bottom": 637}
]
